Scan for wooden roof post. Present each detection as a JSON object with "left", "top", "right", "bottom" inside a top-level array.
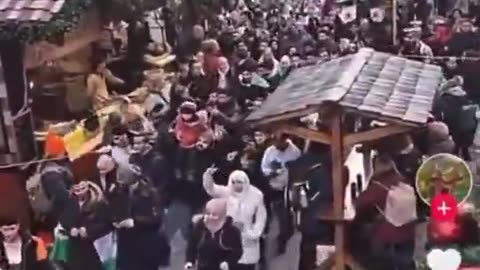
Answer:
[{"left": 330, "top": 105, "right": 345, "bottom": 270}]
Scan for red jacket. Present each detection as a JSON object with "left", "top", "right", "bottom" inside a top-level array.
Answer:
[{"left": 174, "top": 113, "right": 208, "bottom": 148}]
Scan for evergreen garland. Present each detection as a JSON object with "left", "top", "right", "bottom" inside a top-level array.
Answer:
[{"left": 0, "top": 0, "right": 93, "bottom": 43}]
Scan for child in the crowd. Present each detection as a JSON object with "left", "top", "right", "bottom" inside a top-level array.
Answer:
[{"left": 174, "top": 101, "right": 209, "bottom": 181}]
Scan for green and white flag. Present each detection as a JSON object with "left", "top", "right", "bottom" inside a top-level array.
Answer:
[
  {"left": 50, "top": 225, "right": 70, "bottom": 262},
  {"left": 94, "top": 232, "right": 117, "bottom": 270}
]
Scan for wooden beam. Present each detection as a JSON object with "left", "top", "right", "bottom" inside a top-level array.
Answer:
[
  {"left": 277, "top": 125, "right": 331, "bottom": 144},
  {"left": 344, "top": 125, "right": 413, "bottom": 146},
  {"left": 330, "top": 107, "right": 345, "bottom": 270}
]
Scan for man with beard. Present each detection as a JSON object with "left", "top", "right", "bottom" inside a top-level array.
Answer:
[
  {"left": 192, "top": 131, "right": 217, "bottom": 205},
  {"left": 448, "top": 19, "right": 480, "bottom": 56},
  {"left": 110, "top": 169, "right": 170, "bottom": 270},
  {"left": 66, "top": 181, "right": 110, "bottom": 270},
  {"left": 210, "top": 90, "right": 244, "bottom": 132},
  {"left": 316, "top": 31, "right": 338, "bottom": 55},
  {"left": 233, "top": 42, "right": 258, "bottom": 76},
  {"left": 258, "top": 47, "right": 280, "bottom": 80},
  {"left": 129, "top": 134, "right": 170, "bottom": 202},
  {"left": 261, "top": 134, "right": 301, "bottom": 254},
  {"left": 236, "top": 71, "right": 268, "bottom": 111},
  {"left": 253, "top": 40, "right": 269, "bottom": 61},
  {"left": 400, "top": 27, "right": 433, "bottom": 63}
]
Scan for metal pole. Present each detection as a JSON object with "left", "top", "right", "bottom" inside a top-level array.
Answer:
[{"left": 392, "top": 0, "right": 398, "bottom": 45}]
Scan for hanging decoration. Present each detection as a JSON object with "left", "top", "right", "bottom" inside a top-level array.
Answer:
[
  {"left": 0, "top": 0, "right": 93, "bottom": 44},
  {"left": 338, "top": 5, "right": 357, "bottom": 24},
  {"left": 370, "top": 7, "right": 385, "bottom": 22}
]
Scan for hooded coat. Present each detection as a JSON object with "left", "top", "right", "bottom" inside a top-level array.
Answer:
[
  {"left": 202, "top": 170, "right": 267, "bottom": 265},
  {"left": 174, "top": 112, "right": 208, "bottom": 148}
]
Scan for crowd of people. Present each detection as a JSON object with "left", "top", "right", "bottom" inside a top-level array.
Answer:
[{"left": 3, "top": 0, "right": 480, "bottom": 270}]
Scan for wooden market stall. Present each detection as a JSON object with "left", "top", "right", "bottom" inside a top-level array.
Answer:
[
  {"left": 0, "top": 0, "right": 98, "bottom": 226},
  {"left": 245, "top": 48, "right": 445, "bottom": 270}
]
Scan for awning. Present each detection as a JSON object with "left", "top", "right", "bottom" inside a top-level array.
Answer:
[{"left": 246, "top": 48, "right": 444, "bottom": 126}]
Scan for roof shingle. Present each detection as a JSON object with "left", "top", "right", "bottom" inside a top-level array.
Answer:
[
  {"left": 246, "top": 48, "right": 444, "bottom": 126},
  {"left": 0, "top": 0, "right": 64, "bottom": 22}
]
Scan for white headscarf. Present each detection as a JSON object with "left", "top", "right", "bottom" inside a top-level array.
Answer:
[
  {"left": 228, "top": 170, "right": 251, "bottom": 197},
  {"left": 226, "top": 170, "right": 251, "bottom": 221}
]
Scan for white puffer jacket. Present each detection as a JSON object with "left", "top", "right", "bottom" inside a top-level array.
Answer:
[{"left": 203, "top": 170, "right": 267, "bottom": 265}]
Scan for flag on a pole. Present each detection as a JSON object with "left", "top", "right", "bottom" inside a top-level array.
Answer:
[
  {"left": 94, "top": 232, "right": 117, "bottom": 270},
  {"left": 49, "top": 225, "right": 70, "bottom": 262}
]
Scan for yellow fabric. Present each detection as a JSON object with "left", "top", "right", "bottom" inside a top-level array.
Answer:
[{"left": 63, "top": 126, "right": 90, "bottom": 159}]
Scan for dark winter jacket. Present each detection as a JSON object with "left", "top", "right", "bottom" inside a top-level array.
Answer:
[
  {"left": 130, "top": 149, "right": 170, "bottom": 195},
  {"left": 186, "top": 217, "right": 243, "bottom": 270},
  {"left": 111, "top": 181, "right": 170, "bottom": 269},
  {"left": 39, "top": 161, "right": 76, "bottom": 229},
  {"left": 67, "top": 197, "right": 111, "bottom": 270},
  {"left": 0, "top": 235, "right": 49, "bottom": 270}
]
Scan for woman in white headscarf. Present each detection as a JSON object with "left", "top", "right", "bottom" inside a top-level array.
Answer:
[{"left": 202, "top": 168, "right": 267, "bottom": 270}]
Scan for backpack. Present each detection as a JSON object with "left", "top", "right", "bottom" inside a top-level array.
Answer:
[
  {"left": 26, "top": 163, "right": 70, "bottom": 217},
  {"left": 373, "top": 181, "right": 417, "bottom": 227}
]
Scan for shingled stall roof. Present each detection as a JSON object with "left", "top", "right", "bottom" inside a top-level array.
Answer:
[
  {"left": 0, "top": 0, "right": 65, "bottom": 22},
  {"left": 246, "top": 48, "right": 444, "bottom": 127}
]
